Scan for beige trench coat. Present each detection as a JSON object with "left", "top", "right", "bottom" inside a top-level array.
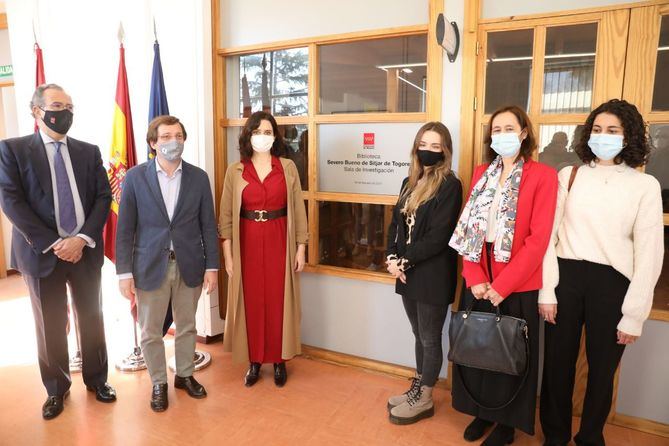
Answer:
[{"left": 219, "top": 157, "right": 308, "bottom": 363}]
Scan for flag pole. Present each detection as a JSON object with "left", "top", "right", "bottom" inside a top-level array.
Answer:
[
  {"left": 116, "top": 322, "right": 146, "bottom": 372},
  {"left": 110, "top": 24, "right": 147, "bottom": 372},
  {"left": 68, "top": 294, "right": 83, "bottom": 373}
]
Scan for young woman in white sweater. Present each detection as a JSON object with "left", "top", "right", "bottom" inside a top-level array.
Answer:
[{"left": 539, "top": 99, "right": 664, "bottom": 446}]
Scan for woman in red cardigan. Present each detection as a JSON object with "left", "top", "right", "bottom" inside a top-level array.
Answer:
[{"left": 449, "top": 105, "right": 558, "bottom": 446}]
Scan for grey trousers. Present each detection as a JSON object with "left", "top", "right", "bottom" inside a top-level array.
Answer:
[{"left": 136, "top": 259, "right": 202, "bottom": 385}]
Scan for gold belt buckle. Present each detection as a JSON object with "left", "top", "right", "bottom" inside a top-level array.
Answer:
[{"left": 254, "top": 210, "right": 268, "bottom": 222}]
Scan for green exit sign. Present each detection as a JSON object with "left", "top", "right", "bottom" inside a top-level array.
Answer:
[{"left": 0, "top": 65, "right": 13, "bottom": 78}]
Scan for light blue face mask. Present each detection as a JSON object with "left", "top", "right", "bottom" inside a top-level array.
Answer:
[
  {"left": 588, "top": 133, "right": 624, "bottom": 161},
  {"left": 490, "top": 133, "right": 521, "bottom": 158}
]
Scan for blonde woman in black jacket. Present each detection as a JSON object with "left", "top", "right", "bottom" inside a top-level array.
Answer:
[{"left": 386, "top": 122, "right": 463, "bottom": 425}]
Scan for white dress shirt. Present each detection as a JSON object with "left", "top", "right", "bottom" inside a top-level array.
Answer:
[
  {"left": 40, "top": 130, "right": 95, "bottom": 252},
  {"left": 156, "top": 158, "right": 182, "bottom": 224}
]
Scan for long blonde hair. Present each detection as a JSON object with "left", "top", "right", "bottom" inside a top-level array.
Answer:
[{"left": 400, "top": 122, "right": 453, "bottom": 214}]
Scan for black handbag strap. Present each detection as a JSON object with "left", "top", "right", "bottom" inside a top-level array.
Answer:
[{"left": 455, "top": 327, "right": 530, "bottom": 411}]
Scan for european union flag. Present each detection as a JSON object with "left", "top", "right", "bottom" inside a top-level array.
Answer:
[{"left": 148, "top": 40, "right": 169, "bottom": 159}]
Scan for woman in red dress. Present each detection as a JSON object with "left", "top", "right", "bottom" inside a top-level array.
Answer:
[{"left": 220, "top": 111, "right": 308, "bottom": 387}]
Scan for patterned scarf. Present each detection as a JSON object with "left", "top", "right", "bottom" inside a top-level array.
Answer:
[{"left": 449, "top": 156, "right": 524, "bottom": 263}]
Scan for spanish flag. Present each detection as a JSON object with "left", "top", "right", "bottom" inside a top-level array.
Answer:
[
  {"left": 34, "top": 42, "right": 45, "bottom": 132},
  {"left": 103, "top": 43, "right": 137, "bottom": 263}
]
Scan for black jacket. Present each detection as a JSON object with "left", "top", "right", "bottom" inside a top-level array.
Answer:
[
  {"left": 386, "top": 173, "right": 462, "bottom": 305},
  {"left": 0, "top": 133, "right": 111, "bottom": 278}
]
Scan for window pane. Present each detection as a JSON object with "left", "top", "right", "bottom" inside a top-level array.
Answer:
[
  {"left": 480, "top": 123, "right": 490, "bottom": 163},
  {"left": 225, "top": 124, "right": 308, "bottom": 190},
  {"left": 653, "top": 226, "right": 669, "bottom": 313},
  {"left": 484, "top": 29, "right": 534, "bottom": 114},
  {"left": 318, "top": 122, "right": 419, "bottom": 195},
  {"left": 318, "top": 201, "right": 393, "bottom": 272},
  {"left": 283, "top": 125, "right": 309, "bottom": 190},
  {"left": 646, "top": 123, "right": 669, "bottom": 213},
  {"left": 652, "top": 16, "right": 669, "bottom": 111},
  {"left": 226, "top": 47, "right": 309, "bottom": 118},
  {"left": 226, "top": 126, "right": 241, "bottom": 165},
  {"left": 538, "top": 124, "right": 583, "bottom": 170},
  {"left": 319, "top": 35, "right": 427, "bottom": 114},
  {"left": 542, "top": 23, "right": 597, "bottom": 114}
]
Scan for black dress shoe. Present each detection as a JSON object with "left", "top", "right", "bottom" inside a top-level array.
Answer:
[
  {"left": 174, "top": 375, "right": 207, "bottom": 398},
  {"left": 245, "top": 362, "right": 261, "bottom": 387},
  {"left": 42, "top": 390, "right": 69, "bottom": 420},
  {"left": 464, "top": 417, "right": 494, "bottom": 441},
  {"left": 274, "top": 362, "right": 287, "bottom": 387},
  {"left": 86, "top": 383, "right": 117, "bottom": 403},
  {"left": 150, "top": 383, "right": 168, "bottom": 412},
  {"left": 482, "top": 424, "right": 515, "bottom": 446}
]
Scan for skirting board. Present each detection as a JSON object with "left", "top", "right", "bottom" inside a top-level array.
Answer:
[
  {"left": 301, "top": 344, "right": 450, "bottom": 390},
  {"left": 301, "top": 345, "right": 668, "bottom": 437},
  {"left": 611, "top": 413, "right": 669, "bottom": 439}
]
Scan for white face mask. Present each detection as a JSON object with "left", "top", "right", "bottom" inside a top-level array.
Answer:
[
  {"left": 251, "top": 134, "right": 274, "bottom": 152},
  {"left": 588, "top": 134, "right": 624, "bottom": 161},
  {"left": 490, "top": 133, "right": 522, "bottom": 158}
]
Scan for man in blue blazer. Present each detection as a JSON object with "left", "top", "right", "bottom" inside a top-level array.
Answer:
[
  {"left": 115, "top": 115, "right": 219, "bottom": 412},
  {"left": 0, "top": 84, "right": 116, "bottom": 419}
]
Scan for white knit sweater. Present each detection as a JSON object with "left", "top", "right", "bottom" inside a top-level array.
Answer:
[{"left": 539, "top": 163, "right": 664, "bottom": 336}]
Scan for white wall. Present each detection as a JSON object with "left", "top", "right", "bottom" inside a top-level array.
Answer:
[
  {"left": 0, "top": 23, "right": 17, "bottom": 268},
  {"left": 4, "top": 0, "right": 222, "bottom": 337},
  {"left": 6, "top": 0, "right": 213, "bottom": 171},
  {"left": 220, "top": 0, "right": 428, "bottom": 48},
  {"left": 0, "top": 86, "right": 19, "bottom": 266},
  {"left": 617, "top": 320, "right": 669, "bottom": 424},
  {"left": 481, "top": 0, "right": 643, "bottom": 19}
]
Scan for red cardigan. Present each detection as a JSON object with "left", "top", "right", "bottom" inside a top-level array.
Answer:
[{"left": 461, "top": 159, "right": 558, "bottom": 299}]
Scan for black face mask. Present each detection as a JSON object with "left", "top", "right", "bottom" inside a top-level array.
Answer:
[
  {"left": 40, "top": 109, "right": 73, "bottom": 135},
  {"left": 417, "top": 150, "right": 444, "bottom": 167}
]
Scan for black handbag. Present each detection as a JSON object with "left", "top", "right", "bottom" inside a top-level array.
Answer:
[{"left": 448, "top": 301, "right": 530, "bottom": 410}]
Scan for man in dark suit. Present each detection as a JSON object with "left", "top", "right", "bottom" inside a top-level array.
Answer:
[
  {"left": 116, "top": 115, "right": 219, "bottom": 412},
  {"left": 0, "top": 84, "right": 116, "bottom": 420}
]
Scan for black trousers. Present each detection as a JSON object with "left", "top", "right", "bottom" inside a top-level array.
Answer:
[
  {"left": 401, "top": 296, "right": 449, "bottom": 387},
  {"left": 540, "top": 258, "right": 629, "bottom": 446},
  {"left": 23, "top": 256, "right": 108, "bottom": 396}
]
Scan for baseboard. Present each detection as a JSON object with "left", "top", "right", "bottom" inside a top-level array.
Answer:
[
  {"left": 301, "top": 344, "right": 450, "bottom": 390},
  {"left": 611, "top": 413, "right": 669, "bottom": 438}
]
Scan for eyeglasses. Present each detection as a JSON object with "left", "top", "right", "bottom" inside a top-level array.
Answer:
[
  {"left": 158, "top": 133, "right": 185, "bottom": 141},
  {"left": 41, "top": 102, "right": 74, "bottom": 112}
]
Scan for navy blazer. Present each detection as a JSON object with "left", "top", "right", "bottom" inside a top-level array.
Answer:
[
  {"left": 115, "top": 158, "right": 220, "bottom": 291},
  {"left": 0, "top": 132, "right": 112, "bottom": 278}
]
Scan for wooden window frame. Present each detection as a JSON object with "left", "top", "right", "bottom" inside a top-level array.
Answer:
[
  {"left": 212, "top": 0, "right": 444, "bottom": 285},
  {"left": 623, "top": 3, "right": 669, "bottom": 323}
]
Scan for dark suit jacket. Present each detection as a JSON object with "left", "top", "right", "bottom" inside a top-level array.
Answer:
[
  {"left": 115, "top": 158, "right": 220, "bottom": 291},
  {"left": 386, "top": 174, "right": 463, "bottom": 306},
  {"left": 0, "top": 132, "right": 111, "bottom": 278}
]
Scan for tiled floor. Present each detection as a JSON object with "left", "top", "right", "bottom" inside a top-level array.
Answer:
[{"left": 0, "top": 274, "right": 667, "bottom": 446}]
